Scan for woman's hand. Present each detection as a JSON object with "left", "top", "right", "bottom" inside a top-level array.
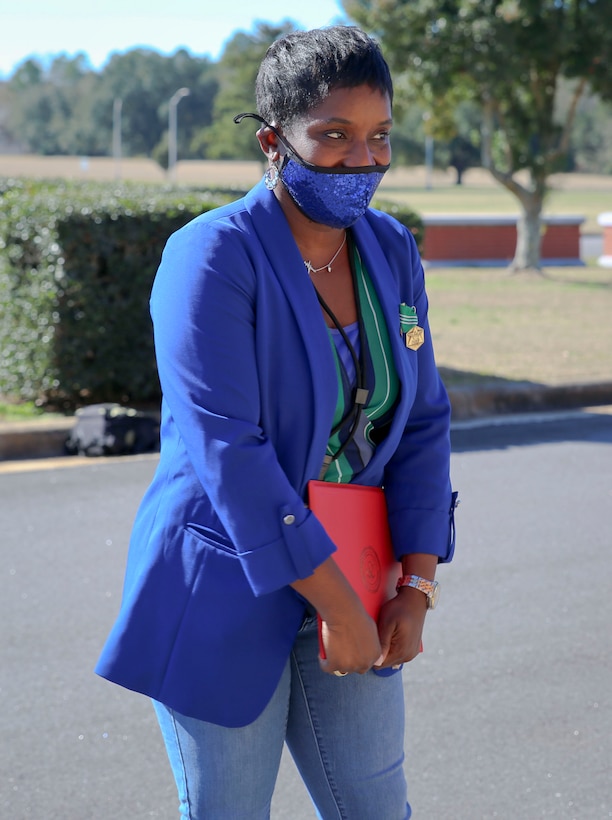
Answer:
[
  {"left": 374, "top": 586, "right": 428, "bottom": 669},
  {"left": 319, "top": 605, "right": 383, "bottom": 675},
  {"left": 290, "top": 556, "right": 383, "bottom": 675}
]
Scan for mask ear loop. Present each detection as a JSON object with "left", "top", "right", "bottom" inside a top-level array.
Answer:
[
  {"left": 234, "top": 113, "right": 291, "bottom": 190},
  {"left": 234, "top": 112, "right": 267, "bottom": 127},
  {"left": 234, "top": 113, "right": 283, "bottom": 141},
  {"left": 234, "top": 112, "right": 292, "bottom": 152}
]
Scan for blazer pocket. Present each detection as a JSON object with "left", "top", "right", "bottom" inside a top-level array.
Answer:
[{"left": 157, "top": 526, "right": 305, "bottom": 726}]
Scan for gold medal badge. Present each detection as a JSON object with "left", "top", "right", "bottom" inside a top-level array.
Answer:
[
  {"left": 405, "top": 326, "right": 425, "bottom": 350},
  {"left": 399, "top": 303, "right": 425, "bottom": 350}
]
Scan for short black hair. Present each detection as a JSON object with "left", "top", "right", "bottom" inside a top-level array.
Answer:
[{"left": 255, "top": 26, "right": 393, "bottom": 127}]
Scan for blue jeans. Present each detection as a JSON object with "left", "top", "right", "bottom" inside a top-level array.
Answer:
[{"left": 153, "top": 616, "right": 410, "bottom": 819}]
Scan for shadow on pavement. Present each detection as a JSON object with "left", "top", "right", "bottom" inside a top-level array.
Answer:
[{"left": 451, "top": 407, "right": 612, "bottom": 452}]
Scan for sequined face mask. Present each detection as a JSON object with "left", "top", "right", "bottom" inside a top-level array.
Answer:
[{"left": 234, "top": 113, "right": 390, "bottom": 229}]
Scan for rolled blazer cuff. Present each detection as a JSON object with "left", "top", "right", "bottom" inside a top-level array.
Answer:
[
  {"left": 238, "top": 507, "right": 336, "bottom": 596},
  {"left": 389, "top": 491, "right": 459, "bottom": 563}
]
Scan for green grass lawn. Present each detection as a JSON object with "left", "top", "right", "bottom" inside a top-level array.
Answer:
[
  {"left": 3, "top": 265, "right": 609, "bottom": 422},
  {"left": 379, "top": 169, "right": 612, "bottom": 233},
  {"left": 426, "top": 265, "right": 612, "bottom": 387},
  {"left": 378, "top": 170, "right": 612, "bottom": 386},
  {"left": 0, "top": 401, "right": 58, "bottom": 422}
]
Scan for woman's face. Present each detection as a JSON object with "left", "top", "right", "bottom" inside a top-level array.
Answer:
[{"left": 280, "top": 84, "right": 392, "bottom": 169}]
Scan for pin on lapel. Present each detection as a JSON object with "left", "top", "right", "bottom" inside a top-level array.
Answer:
[{"left": 399, "top": 303, "right": 424, "bottom": 350}]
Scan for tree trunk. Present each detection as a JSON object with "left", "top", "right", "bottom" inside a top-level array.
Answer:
[
  {"left": 480, "top": 104, "right": 547, "bottom": 273},
  {"left": 491, "top": 166, "right": 547, "bottom": 271},
  {"left": 511, "top": 203, "right": 544, "bottom": 272}
]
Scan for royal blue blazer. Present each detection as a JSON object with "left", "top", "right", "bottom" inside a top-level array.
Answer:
[{"left": 95, "top": 181, "right": 456, "bottom": 727}]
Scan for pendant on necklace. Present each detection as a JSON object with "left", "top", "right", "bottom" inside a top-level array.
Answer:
[{"left": 303, "top": 233, "right": 347, "bottom": 275}]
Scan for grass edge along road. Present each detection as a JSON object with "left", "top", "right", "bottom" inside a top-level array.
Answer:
[{"left": 2, "top": 264, "right": 610, "bottom": 424}]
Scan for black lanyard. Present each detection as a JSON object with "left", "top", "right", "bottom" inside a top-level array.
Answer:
[{"left": 312, "top": 234, "right": 369, "bottom": 479}]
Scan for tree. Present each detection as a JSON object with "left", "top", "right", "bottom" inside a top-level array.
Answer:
[
  {"left": 411, "top": 93, "right": 483, "bottom": 184},
  {"left": 447, "top": 135, "right": 481, "bottom": 185},
  {"left": 5, "top": 49, "right": 217, "bottom": 162},
  {"left": 7, "top": 54, "right": 98, "bottom": 155},
  {"left": 8, "top": 58, "right": 44, "bottom": 91},
  {"left": 564, "top": 83, "right": 612, "bottom": 173},
  {"left": 99, "top": 48, "right": 217, "bottom": 161},
  {"left": 194, "top": 21, "right": 295, "bottom": 161},
  {"left": 389, "top": 105, "right": 429, "bottom": 167},
  {"left": 343, "top": 0, "right": 612, "bottom": 271},
  {"left": 155, "top": 49, "right": 219, "bottom": 165}
]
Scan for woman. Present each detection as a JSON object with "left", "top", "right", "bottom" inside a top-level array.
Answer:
[{"left": 96, "top": 26, "right": 457, "bottom": 819}]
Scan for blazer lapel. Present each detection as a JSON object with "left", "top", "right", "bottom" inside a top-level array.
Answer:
[
  {"left": 242, "top": 185, "right": 417, "bottom": 488},
  {"left": 244, "top": 183, "right": 339, "bottom": 486},
  {"left": 350, "top": 219, "right": 417, "bottom": 483}
]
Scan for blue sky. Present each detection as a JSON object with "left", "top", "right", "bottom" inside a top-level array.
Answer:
[{"left": 0, "top": 0, "right": 347, "bottom": 79}]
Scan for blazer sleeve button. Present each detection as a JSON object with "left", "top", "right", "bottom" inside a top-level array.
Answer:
[{"left": 283, "top": 514, "right": 296, "bottom": 525}]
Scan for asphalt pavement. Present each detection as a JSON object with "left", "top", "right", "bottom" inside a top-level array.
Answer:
[
  {"left": 1, "top": 197, "right": 610, "bottom": 818},
  {"left": 1, "top": 408, "right": 611, "bottom": 819}
]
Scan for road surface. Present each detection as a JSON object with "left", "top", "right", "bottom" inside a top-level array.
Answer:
[{"left": 2, "top": 407, "right": 611, "bottom": 819}]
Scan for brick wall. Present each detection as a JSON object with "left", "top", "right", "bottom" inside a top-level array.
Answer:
[{"left": 421, "top": 215, "right": 584, "bottom": 266}]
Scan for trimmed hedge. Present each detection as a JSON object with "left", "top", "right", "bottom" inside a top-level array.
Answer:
[
  {"left": 0, "top": 179, "right": 237, "bottom": 409},
  {"left": 0, "top": 179, "right": 423, "bottom": 409},
  {"left": 372, "top": 198, "right": 424, "bottom": 255}
]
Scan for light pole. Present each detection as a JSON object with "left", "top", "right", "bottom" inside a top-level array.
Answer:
[
  {"left": 422, "top": 112, "right": 433, "bottom": 190},
  {"left": 168, "top": 87, "right": 190, "bottom": 182},
  {"left": 112, "top": 97, "right": 122, "bottom": 181},
  {"left": 425, "top": 134, "right": 434, "bottom": 190}
]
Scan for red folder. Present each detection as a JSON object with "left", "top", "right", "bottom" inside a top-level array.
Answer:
[{"left": 307, "top": 480, "right": 402, "bottom": 658}]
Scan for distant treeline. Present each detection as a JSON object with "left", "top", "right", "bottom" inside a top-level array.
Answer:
[{"left": 2, "top": 19, "right": 611, "bottom": 178}]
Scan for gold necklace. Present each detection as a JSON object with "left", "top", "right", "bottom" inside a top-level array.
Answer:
[{"left": 303, "top": 233, "right": 347, "bottom": 275}]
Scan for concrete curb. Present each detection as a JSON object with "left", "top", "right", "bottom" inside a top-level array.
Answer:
[
  {"left": 1, "top": 381, "right": 612, "bottom": 462},
  {"left": 0, "top": 417, "right": 74, "bottom": 461},
  {"left": 447, "top": 380, "right": 612, "bottom": 421}
]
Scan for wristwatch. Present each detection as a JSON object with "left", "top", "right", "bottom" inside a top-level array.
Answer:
[{"left": 396, "top": 575, "right": 440, "bottom": 609}]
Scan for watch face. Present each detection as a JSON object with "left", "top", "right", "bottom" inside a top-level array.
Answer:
[{"left": 428, "top": 582, "right": 440, "bottom": 609}]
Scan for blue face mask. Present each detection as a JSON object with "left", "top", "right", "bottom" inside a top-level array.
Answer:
[
  {"left": 234, "top": 113, "right": 390, "bottom": 229},
  {"left": 278, "top": 150, "right": 388, "bottom": 229}
]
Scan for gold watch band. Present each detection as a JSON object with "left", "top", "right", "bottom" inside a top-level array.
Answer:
[{"left": 396, "top": 574, "right": 439, "bottom": 609}]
